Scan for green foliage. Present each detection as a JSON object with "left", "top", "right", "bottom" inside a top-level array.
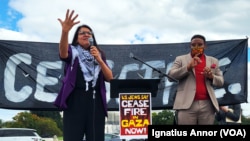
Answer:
[
  {"left": 0, "top": 119, "right": 3, "bottom": 128},
  {"left": 30, "top": 110, "right": 63, "bottom": 131},
  {"left": 152, "top": 110, "right": 175, "bottom": 125},
  {"left": 2, "top": 111, "right": 62, "bottom": 137},
  {"left": 241, "top": 115, "right": 250, "bottom": 125}
]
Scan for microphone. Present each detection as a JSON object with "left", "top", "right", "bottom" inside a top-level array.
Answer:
[
  {"left": 129, "top": 52, "right": 178, "bottom": 82},
  {"left": 129, "top": 52, "right": 137, "bottom": 60},
  {"left": 89, "top": 37, "right": 97, "bottom": 64},
  {"left": 137, "top": 73, "right": 144, "bottom": 79},
  {"left": 88, "top": 37, "right": 94, "bottom": 46}
]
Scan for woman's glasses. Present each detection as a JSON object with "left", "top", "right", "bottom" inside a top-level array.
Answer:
[{"left": 78, "top": 31, "right": 92, "bottom": 35}]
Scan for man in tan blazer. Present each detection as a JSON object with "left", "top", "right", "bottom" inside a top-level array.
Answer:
[{"left": 168, "top": 34, "right": 224, "bottom": 125}]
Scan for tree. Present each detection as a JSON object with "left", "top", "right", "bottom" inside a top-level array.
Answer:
[
  {"left": 152, "top": 110, "right": 175, "bottom": 125},
  {"left": 240, "top": 115, "right": 250, "bottom": 125},
  {"left": 30, "top": 110, "right": 63, "bottom": 131},
  {"left": 2, "top": 111, "right": 62, "bottom": 137},
  {"left": 0, "top": 119, "right": 2, "bottom": 128}
]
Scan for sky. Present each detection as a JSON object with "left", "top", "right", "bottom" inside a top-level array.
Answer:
[{"left": 0, "top": 0, "right": 249, "bottom": 121}]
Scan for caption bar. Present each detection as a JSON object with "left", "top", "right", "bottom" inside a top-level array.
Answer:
[{"left": 148, "top": 125, "right": 250, "bottom": 140}]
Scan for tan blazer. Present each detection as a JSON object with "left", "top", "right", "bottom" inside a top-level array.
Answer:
[{"left": 168, "top": 53, "right": 224, "bottom": 112}]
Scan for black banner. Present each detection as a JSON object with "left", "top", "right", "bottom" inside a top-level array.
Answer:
[{"left": 0, "top": 38, "right": 248, "bottom": 111}]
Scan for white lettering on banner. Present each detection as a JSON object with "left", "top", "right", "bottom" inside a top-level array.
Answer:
[
  {"left": 104, "top": 60, "right": 114, "bottom": 103},
  {"left": 1, "top": 53, "right": 242, "bottom": 106},
  {"left": 119, "top": 63, "right": 139, "bottom": 79},
  {"left": 140, "top": 61, "right": 165, "bottom": 79},
  {"left": 162, "top": 62, "right": 173, "bottom": 105},
  {"left": 118, "top": 61, "right": 165, "bottom": 79},
  {"left": 34, "top": 61, "right": 62, "bottom": 102},
  {"left": 4, "top": 53, "right": 63, "bottom": 103},
  {"left": 4, "top": 53, "right": 32, "bottom": 102}
]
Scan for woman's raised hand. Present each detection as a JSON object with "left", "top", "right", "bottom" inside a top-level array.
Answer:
[{"left": 58, "top": 9, "right": 80, "bottom": 32}]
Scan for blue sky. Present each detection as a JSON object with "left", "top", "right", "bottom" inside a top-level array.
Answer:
[
  {"left": 0, "top": 0, "right": 22, "bottom": 31},
  {"left": 0, "top": 0, "right": 249, "bottom": 121}
]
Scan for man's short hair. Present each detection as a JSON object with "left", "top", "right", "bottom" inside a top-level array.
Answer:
[{"left": 191, "top": 34, "right": 206, "bottom": 43}]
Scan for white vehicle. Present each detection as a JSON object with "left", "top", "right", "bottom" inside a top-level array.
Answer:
[
  {"left": 0, "top": 128, "right": 43, "bottom": 141},
  {"left": 105, "top": 133, "right": 122, "bottom": 141},
  {"left": 82, "top": 133, "right": 122, "bottom": 141}
]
